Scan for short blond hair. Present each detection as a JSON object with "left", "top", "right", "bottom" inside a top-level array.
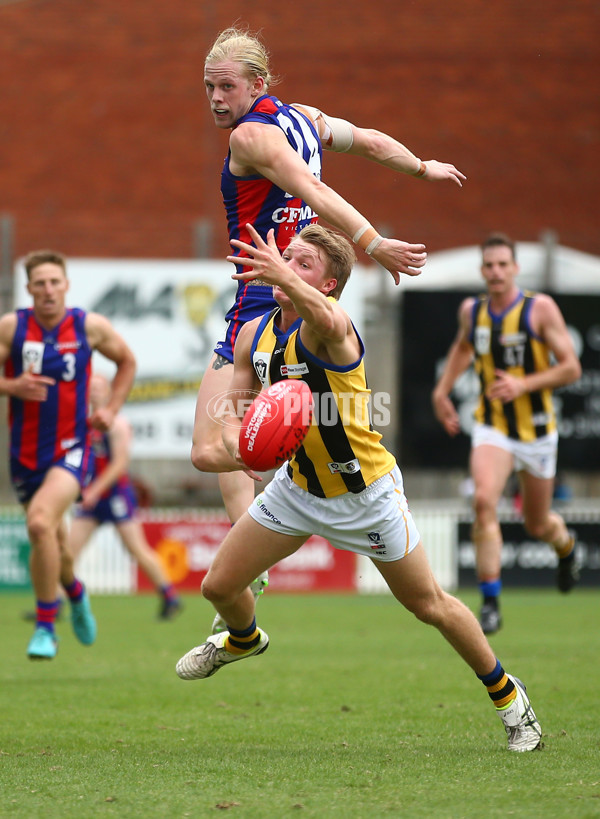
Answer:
[
  {"left": 294, "top": 225, "right": 356, "bottom": 299},
  {"left": 205, "top": 26, "right": 276, "bottom": 88}
]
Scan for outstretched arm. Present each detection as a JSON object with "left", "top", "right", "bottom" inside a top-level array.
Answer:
[
  {"left": 431, "top": 299, "right": 474, "bottom": 437},
  {"left": 230, "top": 121, "right": 426, "bottom": 284},
  {"left": 292, "top": 103, "right": 466, "bottom": 187}
]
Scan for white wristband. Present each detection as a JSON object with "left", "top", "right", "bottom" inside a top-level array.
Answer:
[
  {"left": 352, "top": 224, "right": 373, "bottom": 244},
  {"left": 365, "top": 235, "right": 383, "bottom": 256}
]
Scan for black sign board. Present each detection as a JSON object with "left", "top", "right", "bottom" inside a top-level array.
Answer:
[
  {"left": 457, "top": 520, "right": 600, "bottom": 587},
  {"left": 400, "top": 291, "right": 600, "bottom": 470}
]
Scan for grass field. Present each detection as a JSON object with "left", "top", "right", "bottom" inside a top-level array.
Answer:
[{"left": 1, "top": 588, "right": 598, "bottom": 818}]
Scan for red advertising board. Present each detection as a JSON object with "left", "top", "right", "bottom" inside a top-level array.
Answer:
[{"left": 138, "top": 514, "right": 356, "bottom": 592}]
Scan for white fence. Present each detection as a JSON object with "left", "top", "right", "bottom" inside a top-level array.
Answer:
[
  {"left": 4, "top": 501, "right": 598, "bottom": 595},
  {"left": 76, "top": 503, "right": 465, "bottom": 594}
]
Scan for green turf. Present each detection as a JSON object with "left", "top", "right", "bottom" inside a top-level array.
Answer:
[{"left": 1, "top": 589, "right": 598, "bottom": 818}]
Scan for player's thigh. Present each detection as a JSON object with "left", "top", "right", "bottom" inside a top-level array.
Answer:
[
  {"left": 518, "top": 471, "right": 554, "bottom": 528},
  {"left": 27, "top": 466, "right": 81, "bottom": 527},
  {"left": 207, "top": 512, "right": 306, "bottom": 594},
  {"left": 192, "top": 353, "right": 236, "bottom": 446},
  {"left": 469, "top": 444, "right": 514, "bottom": 502},
  {"left": 372, "top": 541, "right": 442, "bottom": 611}
]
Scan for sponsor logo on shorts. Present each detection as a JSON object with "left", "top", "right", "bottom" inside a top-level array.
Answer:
[
  {"left": 328, "top": 458, "right": 360, "bottom": 475},
  {"left": 256, "top": 498, "right": 282, "bottom": 525}
]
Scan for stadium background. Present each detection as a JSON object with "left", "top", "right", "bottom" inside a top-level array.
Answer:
[{"left": 0, "top": 0, "right": 598, "bottom": 591}]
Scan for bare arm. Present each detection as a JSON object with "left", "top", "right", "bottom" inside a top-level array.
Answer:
[
  {"left": 486, "top": 294, "right": 582, "bottom": 402},
  {"left": 80, "top": 415, "right": 132, "bottom": 509},
  {"left": 230, "top": 122, "right": 426, "bottom": 284},
  {"left": 0, "top": 312, "right": 56, "bottom": 400},
  {"left": 292, "top": 103, "right": 466, "bottom": 186},
  {"left": 229, "top": 225, "right": 360, "bottom": 367},
  {"left": 431, "top": 299, "right": 475, "bottom": 436},
  {"left": 85, "top": 313, "right": 137, "bottom": 430}
]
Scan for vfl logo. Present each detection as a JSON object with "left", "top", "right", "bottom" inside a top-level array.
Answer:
[
  {"left": 22, "top": 341, "right": 44, "bottom": 374},
  {"left": 474, "top": 326, "right": 491, "bottom": 356},
  {"left": 367, "top": 531, "right": 386, "bottom": 550},
  {"left": 253, "top": 353, "right": 271, "bottom": 386}
]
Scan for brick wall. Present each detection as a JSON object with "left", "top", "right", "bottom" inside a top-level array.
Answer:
[{"left": 0, "top": 0, "right": 598, "bottom": 260}]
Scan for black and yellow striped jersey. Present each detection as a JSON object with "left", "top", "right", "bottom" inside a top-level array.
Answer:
[
  {"left": 250, "top": 306, "right": 396, "bottom": 497},
  {"left": 469, "top": 290, "right": 556, "bottom": 441}
]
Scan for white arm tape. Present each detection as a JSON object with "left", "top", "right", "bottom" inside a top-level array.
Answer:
[
  {"left": 291, "top": 104, "right": 354, "bottom": 153},
  {"left": 320, "top": 112, "right": 354, "bottom": 152}
]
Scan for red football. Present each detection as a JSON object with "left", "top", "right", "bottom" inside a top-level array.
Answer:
[{"left": 239, "top": 380, "right": 313, "bottom": 471}]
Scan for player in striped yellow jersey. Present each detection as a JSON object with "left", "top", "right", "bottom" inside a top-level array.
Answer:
[
  {"left": 176, "top": 223, "right": 543, "bottom": 752},
  {"left": 432, "top": 233, "right": 582, "bottom": 634}
]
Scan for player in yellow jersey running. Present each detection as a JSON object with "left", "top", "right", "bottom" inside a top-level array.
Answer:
[
  {"left": 432, "top": 233, "right": 582, "bottom": 634},
  {"left": 177, "top": 223, "right": 543, "bottom": 753}
]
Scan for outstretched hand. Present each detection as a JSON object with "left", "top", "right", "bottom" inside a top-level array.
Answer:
[
  {"left": 421, "top": 160, "right": 467, "bottom": 187},
  {"left": 227, "top": 224, "right": 285, "bottom": 284},
  {"left": 370, "top": 238, "right": 427, "bottom": 285}
]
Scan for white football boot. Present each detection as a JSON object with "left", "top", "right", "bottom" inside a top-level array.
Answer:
[
  {"left": 497, "top": 675, "right": 543, "bottom": 752},
  {"left": 176, "top": 629, "right": 269, "bottom": 680}
]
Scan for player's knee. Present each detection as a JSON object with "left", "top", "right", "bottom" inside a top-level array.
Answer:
[
  {"left": 201, "top": 573, "right": 230, "bottom": 605},
  {"left": 26, "top": 508, "right": 55, "bottom": 544},
  {"left": 473, "top": 489, "right": 495, "bottom": 520},
  {"left": 405, "top": 594, "right": 443, "bottom": 626}
]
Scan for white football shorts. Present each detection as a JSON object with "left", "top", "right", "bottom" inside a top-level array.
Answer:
[
  {"left": 471, "top": 422, "right": 558, "bottom": 479},
  {"left": 247, "top": 464, "right": 421, "bottom": 562}
]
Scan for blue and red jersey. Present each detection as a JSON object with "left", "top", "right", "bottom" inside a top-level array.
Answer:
[
  {"left": 217, "top": 95, "right": 323, "bottom": 358},
  {"left": 6, "top": 307, "right": 92, "bottom": 472}
]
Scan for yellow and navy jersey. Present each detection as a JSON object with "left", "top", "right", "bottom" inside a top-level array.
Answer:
[
  {"left": 469, "top": 290, "right": 556, "bottom": 441},
  {"left": 250, "top": 306, "right": 396, "bottom": 497}
]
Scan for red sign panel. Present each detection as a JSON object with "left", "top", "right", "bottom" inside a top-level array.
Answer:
[{"left": 138, "top": 514, "right": 356, "bottom": 592}]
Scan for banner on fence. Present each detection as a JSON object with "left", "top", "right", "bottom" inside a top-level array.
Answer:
[{"left": 139, "top": 516, "right": 356, "bottom": 593}]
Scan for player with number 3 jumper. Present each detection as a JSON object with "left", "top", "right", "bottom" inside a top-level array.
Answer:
[{"left": 0, "top": 249, "right": 136, "bottom": 661}]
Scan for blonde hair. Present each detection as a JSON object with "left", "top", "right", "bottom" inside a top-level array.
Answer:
[
  {"left": 205, "top": 26, "right": 276, "bottom": 88},
  {"left": 295, "top": 225, "right": 356, "bottom": 299}
]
